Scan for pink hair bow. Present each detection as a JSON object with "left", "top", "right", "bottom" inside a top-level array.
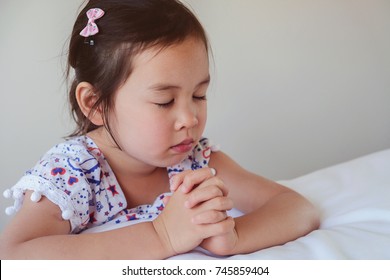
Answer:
[{"left": 80, "top": 8, "right": 105, "bottom": 37}]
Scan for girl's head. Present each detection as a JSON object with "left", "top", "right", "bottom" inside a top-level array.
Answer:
[{"left": 67, "top": 0, "right": 209, "bottom": 137}]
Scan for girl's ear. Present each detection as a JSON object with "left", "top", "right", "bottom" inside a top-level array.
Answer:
[{"left": 75, "top": 82, "right": 104, "bottom": 126}]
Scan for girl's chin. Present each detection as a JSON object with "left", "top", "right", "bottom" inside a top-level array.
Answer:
[{"left": 161, "top": 153, "right": 191, "bottom": 167}]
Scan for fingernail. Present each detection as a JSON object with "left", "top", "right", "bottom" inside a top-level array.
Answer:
[{"left": 210, "top": 168, "right": 216, "bottom": 176}]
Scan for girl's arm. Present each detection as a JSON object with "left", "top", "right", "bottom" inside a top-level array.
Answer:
[
  {"left": 208, "top": 151, "right": 320, "bottom": 255},
  {"left": 170, "top": 152, "right": 320, "bottom": 255},
  {"left": 0, "top": 191, "right": 172, "bottom": 259},
  {"left": 0, "top": 184, "right": 233, "bottom": 259}
]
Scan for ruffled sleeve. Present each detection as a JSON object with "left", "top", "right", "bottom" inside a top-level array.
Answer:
[{"left": 3, "top": 141, "right": 100, "bottom": 233}]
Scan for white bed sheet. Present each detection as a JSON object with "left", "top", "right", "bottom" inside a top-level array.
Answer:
[{"left": 84, "top": 149, "right": 390, "bottom": 259}]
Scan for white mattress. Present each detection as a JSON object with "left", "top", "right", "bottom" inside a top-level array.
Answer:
[{"left": 85, "top": 149, "right": 390, "bottom": 259}]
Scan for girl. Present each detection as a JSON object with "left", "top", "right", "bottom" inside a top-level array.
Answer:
[{"left": 0, "top": 0, "right": 319, "bottom": 259}]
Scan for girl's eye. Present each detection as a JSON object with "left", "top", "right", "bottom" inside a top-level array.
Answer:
[
  {"left": 193, "top": 95, "right": 207, "bottom": 101},
  {"left": 155, "top": 96, "right": 206, "bottom": 108},
  {"left": 156, "top": 99, "right": 174, "bottom": 108}
]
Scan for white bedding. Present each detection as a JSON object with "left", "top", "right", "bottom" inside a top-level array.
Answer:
[{"left": 85, "top": 149, "right": 390, "bottom": 259}]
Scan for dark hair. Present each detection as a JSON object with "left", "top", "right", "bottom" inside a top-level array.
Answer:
[{"left": 66, "top": 0, "right": 208, "bottom": 137}]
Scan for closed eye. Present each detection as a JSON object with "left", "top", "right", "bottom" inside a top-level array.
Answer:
[
  {"left": 193, "top": 95, "right": 207, "bottom": 101},
  {"left": 156, "top": 99, "right": 174, "bottom": 108},
  {"left": 156, "top": 96, "right": 206, "bottom": 108}
]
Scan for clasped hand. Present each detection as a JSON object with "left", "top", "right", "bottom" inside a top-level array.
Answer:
[{"left": 153, "top": 168, "right": 237, "bottom": 256}]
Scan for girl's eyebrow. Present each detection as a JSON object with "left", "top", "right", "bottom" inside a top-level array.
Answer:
[{"left": 149, "top": 75, "right": 211, "bottom": 92}]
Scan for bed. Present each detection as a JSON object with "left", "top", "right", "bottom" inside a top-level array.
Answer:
[{"left": 84, "top": 148, "right": 390, "bottom": 259}]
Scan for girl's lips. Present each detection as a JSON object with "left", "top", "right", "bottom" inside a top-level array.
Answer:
[{"left": 171, "top": 139, "right": 194, "bottom": 153}]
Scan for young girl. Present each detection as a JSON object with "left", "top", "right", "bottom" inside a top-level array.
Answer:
[{"left": 0, "top": 0, "right": 319, "bottom": 259}]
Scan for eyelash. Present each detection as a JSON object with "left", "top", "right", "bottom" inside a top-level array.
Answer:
[{"left": 156, "top": 96, "right": 207, "bottom": 108}]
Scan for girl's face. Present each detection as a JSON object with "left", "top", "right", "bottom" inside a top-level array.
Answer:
[{"left": 109, "top": 37, "right": 209, "bottom": 168}]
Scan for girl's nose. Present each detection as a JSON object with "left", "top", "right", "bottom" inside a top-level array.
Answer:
[{"left": 174, "top": 103, "right": 199, "bottom": 131}]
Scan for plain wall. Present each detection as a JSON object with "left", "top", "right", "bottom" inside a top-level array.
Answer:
[{"left": 1, "top": 0, "right": 389, "bottom": 231}]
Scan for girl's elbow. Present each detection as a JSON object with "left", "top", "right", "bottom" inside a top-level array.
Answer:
[
  {"left": 0, "top": 234, "right": 28, "bottom": 259},
  {"left": 0, "top": 238, "right": 16, "bottom": 259},
  {"left": 301, "top": 202, "right": 321, "bottom": 234}
]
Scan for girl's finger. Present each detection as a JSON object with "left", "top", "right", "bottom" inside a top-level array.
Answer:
[
  {"left": 200, "top": 216, "right": 235, "bottom": 239},
  {"left": 184, "top": 179, "right": 228, "bottom": 208},
  {"left": 192, "top": 210, "right": 228, "bottom": 225},
  {"left": 162, "top": 195, "right": 171, "bottom": 205},
  {"left": 198, "top": 196, "right": 234, "bottom": 213},
  {"left": 170, "top": 167, "right": 217, "bottom": 193}
]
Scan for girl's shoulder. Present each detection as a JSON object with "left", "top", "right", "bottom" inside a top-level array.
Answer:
[
  {"left": 26, "top": 136, "right": 107, "bottom": 188},
  {"left": 5, "top": 136, "right": 123, "bottom": 233},
  {"left": 45, "top": 135, "right": 102, "bottom": 160}
]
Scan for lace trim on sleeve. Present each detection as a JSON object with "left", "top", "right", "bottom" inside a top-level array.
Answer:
[{"left": 3, "top": 175, "right": 84, "bottom": 232}]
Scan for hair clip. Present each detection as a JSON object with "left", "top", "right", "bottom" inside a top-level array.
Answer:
[
  {"left": 84, "top": 38, "right": 95, "bottom": 46},
  {"left": 80, "top": 8, "right": 105, "bottom": 44}
]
